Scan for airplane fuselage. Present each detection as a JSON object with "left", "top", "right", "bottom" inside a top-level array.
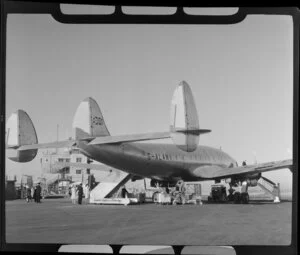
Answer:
[{"left": 76, "top": 141, "right": 237, "bottom": 182}]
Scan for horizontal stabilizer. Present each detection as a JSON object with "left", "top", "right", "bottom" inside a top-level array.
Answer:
[
  {"left": 88, "top": 132, "right": 170, "bottom": 145},
  {"left": 17, "top": 140, "right": 76, "bottom": 151},
  {"left": 175, "top": 129, "right": 211, "bottom": 135}
]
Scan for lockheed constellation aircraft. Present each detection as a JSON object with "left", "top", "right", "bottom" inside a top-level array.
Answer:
[{"left": 6, "top": 81, "right": 293, "bottom": 203}]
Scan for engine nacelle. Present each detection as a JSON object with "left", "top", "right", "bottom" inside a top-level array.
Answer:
[
  {"left": 6, "top": 110, "right": 38, "bottom": 162},
  {"left": 246, "top": 173, "right": 261, "bottom": 187},
  {"left": 247, "top": 178, "right": 258, "bottom": 187},
  {"left": 131, "top": 175, "right": 144, "bottom": 182}
]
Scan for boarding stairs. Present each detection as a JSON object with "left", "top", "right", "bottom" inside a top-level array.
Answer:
[
  {"left": 257, "top": 176, "right": 280, "bottom": 202},
  {"left": 89, "top": 170, "right": 134, "bottom": 205}
]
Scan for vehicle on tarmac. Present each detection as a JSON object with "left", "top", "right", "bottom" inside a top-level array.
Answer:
[{"left": 207, "top": 184, "right": 228, "bottom": 203}]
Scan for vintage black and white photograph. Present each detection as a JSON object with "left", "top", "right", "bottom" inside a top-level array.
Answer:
[{"left": 4, "top": 5, "right": 295, "bottom": 249}]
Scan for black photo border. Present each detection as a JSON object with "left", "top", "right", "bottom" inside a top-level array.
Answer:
[{"left": 0, "top": 2, "right": 298, "bottom": 255}]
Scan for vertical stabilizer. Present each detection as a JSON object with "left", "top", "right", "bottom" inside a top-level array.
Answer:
[
  {"left": 72, "top": 97, "right": 110, "bottom": 140},
  {"left": 170, "top": 81, "right": 200, "bottom": 132},
  {"left": 170, "top": 81, "right": 211, "bottom": 152},
  {"left": 6, "top": 110, "right": 38, "bottom": 162}
]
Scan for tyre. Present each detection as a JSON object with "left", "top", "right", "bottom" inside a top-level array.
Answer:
[
  {"left": 221, "top": 193, "right": 227, "bottom": 202},
  {"left": 241, "top": 193, "right": 249, "bottom": 204},
  {"left": 233, "top": 192, "right": 241, "bottom": 204}
]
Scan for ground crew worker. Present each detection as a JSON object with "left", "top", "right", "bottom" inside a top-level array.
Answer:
[
  {"left": 77, "top": 183, "right": 84, "bottom": 205},
  {"left": 173, "top": 181, "right": 186, "bottom": 205}
]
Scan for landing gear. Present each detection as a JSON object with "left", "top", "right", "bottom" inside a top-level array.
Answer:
[
  {"left": 229, "top": 181, "right": 250, "bottom": 204},
  {"left": 240, "top": 192, "right": 250, "bottom": 204},
  {"left": 172, "top": 192, "right": 186, "bottom": 205},
  {"left": 233, "top": 192, "right": 241, "bottom": 204},
  {"left": 232, "top": 192, "right": 249, "bottom": 204}
]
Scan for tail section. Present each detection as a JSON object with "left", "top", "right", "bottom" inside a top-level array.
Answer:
[
  {"left": 6, "top": 110, "right": 38, "bottom": 162},
  {"left": 72, "top": 97, "right": 110, "bottom": 140},
  {"left": 170, "top": 81, "right": 211, "bottom": 152}
]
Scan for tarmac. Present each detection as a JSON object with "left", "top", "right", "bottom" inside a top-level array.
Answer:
[{"left": 5, "top": 198, "right": 292, "bottom": 246}]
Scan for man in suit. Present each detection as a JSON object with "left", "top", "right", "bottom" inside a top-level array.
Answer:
[
  {"left": 36, "top": 183, "right": 42, "bottom": 203},
  {"left": 77, "top": 183, "right": 84, "bottom": 205}
]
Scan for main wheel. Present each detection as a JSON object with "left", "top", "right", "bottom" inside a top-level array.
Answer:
[
  {"left": 221, "top": 193, "right": 227, "bottom": 202},
  {"left": 233, "top": 192, "right": 241, "bottom": 204},
  {"left": 240, "top": 192, "right": 249, "bottom": 204}
]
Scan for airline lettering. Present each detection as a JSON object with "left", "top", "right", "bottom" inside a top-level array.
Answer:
[{"left": 92, "top": 116, "right": 104, "bottom": 126}]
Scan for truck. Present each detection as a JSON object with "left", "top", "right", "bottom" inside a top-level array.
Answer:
[{"left": 207, "top": 184, "right": 228, "bottom": 202}]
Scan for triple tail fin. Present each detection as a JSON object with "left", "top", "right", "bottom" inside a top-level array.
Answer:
[
  {"left": 72, "top": 97, "right": 110, "bottom": 140},
  {"left": 6, "top": 110, "right": 38, "bottom": 162}
]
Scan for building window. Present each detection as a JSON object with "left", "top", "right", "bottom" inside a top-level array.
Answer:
[
  {"left": 65, "top": 167, "right": 70, "bottom": 174},
  {"left": 76, "top": 158, "right": 82, "bottom": 163},
  {"left": 86, "top": 169, "right": 90, "bottom": 174},
  {"left": 72, "top": 149, "right": 80, "bottom": 154},
  {"left": 66, "top": 159, "right": 70, "bottom": 163},
  {"left": 76, "top": 170, "right": 82, "bottom": 174},
  {"left": 58, "top": 158, "right": 64, "bottom": 162}
]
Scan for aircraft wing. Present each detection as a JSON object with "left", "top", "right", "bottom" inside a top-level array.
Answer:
[
  {"left": 194, "top": 159, "right": 293, "bottom": 179},
  {"left": 88, "top": 132, "right": 170, "bottom": 145}
]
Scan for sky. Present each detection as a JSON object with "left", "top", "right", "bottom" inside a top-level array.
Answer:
[{"left": 5, "top": 13, "right": 293, "bottom": 190}]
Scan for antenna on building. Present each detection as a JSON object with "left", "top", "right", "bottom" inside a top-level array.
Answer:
[
  {"left": 57, "top": 124, "right": 59, "bottom": 141},
  {"left": 253, "top": 150, "right": 257, "bottom": 165},
  {"left": 56, "top": 124, "right": 59, "bottom": 153}
]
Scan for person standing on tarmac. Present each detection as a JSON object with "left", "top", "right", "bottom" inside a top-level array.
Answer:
[
  {"left": 71, "top": 185, "right": 76, "bottom": 204},
  {"left": 84, "top": 184, "right": 90, "bottom": 204},
  {"left": 26, "top": 186, "right": 31, "bottom": 203},
  {"left": 36, "top": 183, "right": 42, "bottom": 203},
  {"left": 31, "top": 186, "right": 34, "bottom": 201},
  {"left": 77, "top": 183, "right": 84, "bottom": 205},
  {"left": 121, "top": 186, "right": 129, "bottom": 198}
]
